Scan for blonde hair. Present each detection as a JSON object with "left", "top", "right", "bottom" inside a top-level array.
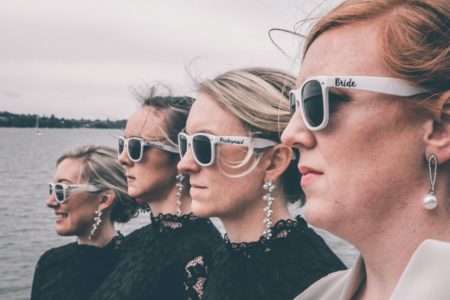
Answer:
[
  {"left": 57, "top": 145, "right": 137, "bottom": 223},
  {"left": 304, "top": 0, "right": 450, "bottom": 118},
  {"left": 197, "top": 67, "right": 303, "bottom": 203},
  {"left": 198, "top": 68, "right": 295, "bottom": 139}
]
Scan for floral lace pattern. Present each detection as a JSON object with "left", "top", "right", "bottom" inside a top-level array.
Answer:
[
  {"left": 89, "top": 215, "right": 222, "bottom": 300},
  {"left": 224, "top": 216, "right": 307, "bottom": 258},
  {"left": 185, "top": 256, "right": 207, "bottom": 300},
  {"left": 106, "top": 232, "right": 124, "bottom": 250},
  {"left": 151, "top": 213, "right": 199, "bottom": 230},
  {"left": 202, "top": 215, "right": 346, "bottom": 300}
]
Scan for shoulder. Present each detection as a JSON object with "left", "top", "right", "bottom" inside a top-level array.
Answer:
[
  {"left": 281, "top": 216, "right": 346, "bottom": 267},
  {"left": 391, "top": 240, "right": 450, "bottom": 299},
  {"left": 32, "top": 242, "right": 79, "bottom": 299},
  {"left": 171, "top": 216, "right": 222, "bottom": 256},
  {"left": 269, "top": 216, "right": 345, "bottom": 267},
  {"left": 126, "top": 223, "right": 152, "bottom": 237},
  {"left": 36, "top": 242, "right": 77, "bottom": 269},
  {"left": 294, "top": 269, "right": 352, "bottom": 300}
]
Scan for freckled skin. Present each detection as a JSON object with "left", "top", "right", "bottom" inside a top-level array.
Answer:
[
  {"left": 281, "top": 21, "right": 427, "bottom": 242},
  {"left": 177, "top": 93, "right": 266, "bottom": 221}
]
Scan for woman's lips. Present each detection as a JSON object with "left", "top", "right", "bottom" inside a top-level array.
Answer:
[
  {"left": 126, "top": 175, "right": 136, "bottom": 183},
  {"left": 299, "top": 166, "right": 323, "bottom": 187},
  {"left": 190, "top": 183, "right": 206, "bottom": 196},
  {"left": 55, "top": 211, "right": 67, "bottom": 223},
  {"left": 190, "top": 183, "right": 206, "bottom": 189}
]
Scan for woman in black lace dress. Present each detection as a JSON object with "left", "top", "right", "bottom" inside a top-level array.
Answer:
[
  {"left": 90, "top": 86, "right": 222, "bottom": 300},
  {"left": 178, "top": 68, "right": 346, "bottom": 300},
  {"left": 31, "top": 145, "right": 137, "bottom": 300}
]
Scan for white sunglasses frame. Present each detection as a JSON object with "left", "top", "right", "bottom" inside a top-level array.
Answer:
[
  {"left": 178, "top": 132, "right": 278, "bottom": 167},
  {"left": 49, "top": 182, "right": 101, "bottom": 203},
  {"left": 118, "top": 136, "right": 179, "bottom": 162},
  {"left": 290, "top": 76, "right": 428, "bottom": 131}
]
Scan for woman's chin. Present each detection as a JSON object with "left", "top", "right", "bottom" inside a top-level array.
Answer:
[
  {"left": 55, "top": 228, "right": 72, "bottom": 237},
  {"left": 127, "top": 188, "right": 141, "bottom": 198},
  {"left": 190, "top": 200, "right": 213, "bottom": 218},
  {"left": 303, "top": 201, "right": 325, "bottom": 225}
]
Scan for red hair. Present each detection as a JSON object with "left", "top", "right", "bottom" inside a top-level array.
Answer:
[{"left": 304, "top": 0, "right": 449, "bottom": 118}]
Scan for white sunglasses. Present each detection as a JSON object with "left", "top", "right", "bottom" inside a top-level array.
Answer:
[
  {"left": 49, "top": 182, "right": 101, "bottom": 203},
  {"left": 118, "top": 136, "right": 179, "bottom": 162},
  {"left": 289, "top": 76, "right": 427, "bottom": 131},
  {"left": 178, "top": 132, "right": 278, "bottom": 166}
]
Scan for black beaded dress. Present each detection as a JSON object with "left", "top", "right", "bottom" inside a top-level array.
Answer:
[
  {"left": 89, "top": 213, "right": 222, "bottom": 300},
  {"left": 31, "top": 233, "right": 124, "bottom": 300},
  {"left": 200, "top": 216, "right": 347, "bottom": 300}
]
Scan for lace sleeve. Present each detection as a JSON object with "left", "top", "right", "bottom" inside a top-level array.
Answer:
[{"left": 184, "top": 256, "right": 208, "bottom": 300}]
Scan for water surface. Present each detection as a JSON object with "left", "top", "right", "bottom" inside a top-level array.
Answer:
[{"left": 0, "top": 128, "right": 358, "bottom": 299}]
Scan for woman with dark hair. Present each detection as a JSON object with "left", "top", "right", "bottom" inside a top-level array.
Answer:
[
  {"left": 281, "top": 0, "right": 450, "bottom": 298},
  {"left": 31, "top": 145, "right": 137, "bottom": 300},
  {"left": 90, "top": 86, "right": 222, "bottom": 300},
  {"left": 178, "top": 68, "right": 346, "bottom": 300}
]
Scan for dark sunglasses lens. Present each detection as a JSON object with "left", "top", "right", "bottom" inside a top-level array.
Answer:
[
  {"left": 179, "top": 135, "right": 187, "bottom": 157},
  {"left": 128, "top": 139, "right": 142, "bottom": 161},
  {"left": 54, "top": 184, "right": 65, "bottom": 202},
  {"left": 302, "top": 80, "right": 324, "bottom": 127},
  {"left": 193, "top": 135, "right": 212, "bottom": 165},
  {"left": 118, "top": 138, "right": 124, "bottom": 154},
  {"left": 289, "top": 92, "right": 297, "bottom": 116}
]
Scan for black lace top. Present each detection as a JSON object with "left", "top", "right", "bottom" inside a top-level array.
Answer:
[
  {"left": 89, "top": 213, "right": 222, "bottom": 300},
  {"left": 200, "top": 216, "right": 346, "bottom": 300},
  {"left": 31, "top": 233, "right": 124, "bottom": 300}
]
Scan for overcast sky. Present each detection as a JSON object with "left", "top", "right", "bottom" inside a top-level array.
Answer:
[{"left": 0, "top": 0, "right": 341, "bottom": 120}]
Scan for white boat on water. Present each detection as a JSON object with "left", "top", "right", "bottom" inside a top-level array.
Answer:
[{"left": 36, "top": 116, "right": 42, "bottom": 136}]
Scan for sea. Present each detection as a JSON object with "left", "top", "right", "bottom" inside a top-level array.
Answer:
[{"left": 0, "top": 128, "right": 358, "bottom": 300}]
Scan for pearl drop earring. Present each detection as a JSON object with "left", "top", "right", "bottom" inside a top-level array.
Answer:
[{"left": 422, "top": 155, "right": 438, "bottom": 210}]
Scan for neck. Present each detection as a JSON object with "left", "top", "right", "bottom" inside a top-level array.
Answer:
[
  {"left": 351, "top": 196, "right": 450, "bottom": 299},
  {"left": 221, "top": 195, "right": 292, "bottom": 243},
  {"left": 145, "top": 185, "right": 192, "bottom": 216},
  {"left": 77, "top": 219, "right": 117, "bottom": 247}
]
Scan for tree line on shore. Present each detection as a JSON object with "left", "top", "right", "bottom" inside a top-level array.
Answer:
[{"left": 0, "top": 111, "right": 126, "bottom": 129}]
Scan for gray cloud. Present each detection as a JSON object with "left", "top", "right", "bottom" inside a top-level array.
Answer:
[{"left": 0, "top": 0, "right": 340, "bottom": 119}]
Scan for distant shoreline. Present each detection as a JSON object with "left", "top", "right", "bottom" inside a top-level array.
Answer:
[
  {"left": 0, "top": 111, "right": 126, "bottom": 129},
  {"left": 1, "top": 127, "right": 122, "bottom": 130}
]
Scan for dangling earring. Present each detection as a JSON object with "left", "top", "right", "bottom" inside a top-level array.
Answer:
[
  {"left": 262, "top": 180, "right": 275, "bottom": 239},
  {"left": 422, "top": 155, "right": 438, "bottom": 210},
  {"left": 89, "top": 209, "right": 103, "bottom": 240},
  {"left": 176, "top": 173, "right": 185, "bottom": 216}
]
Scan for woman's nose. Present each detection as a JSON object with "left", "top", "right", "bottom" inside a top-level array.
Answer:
[
  {"left": 281, "top": 111, "right": 316, "bottom": 150},
  {"left": 118, "top": 146, "right": 132, "bottom": 166},
  {"left": 177, "top": 145, "right": 200, "bottom": 174},
  {"left": 46, "top": 193, "right": 59, "bottom": 208}
]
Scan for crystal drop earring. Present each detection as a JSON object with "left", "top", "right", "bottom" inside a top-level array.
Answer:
[
  {"left": 176, "top": 173, "right": 185, "bottom": 216},
  {"left": 89, "top": 209, "right": 103, "bottom": 240},
  {"left": 262, "top": 180, "right": 275, "bottom": 239}
]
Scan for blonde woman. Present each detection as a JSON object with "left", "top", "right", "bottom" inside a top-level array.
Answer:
[
  {"left": 31, "top": 145, "right": 137, "bottom": 300},
  {"left": 178, "top": 68, "right": 345, "bottom": 300},
  {"left": 281, "top": 0, "right": 450, "bottom": 298}
]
